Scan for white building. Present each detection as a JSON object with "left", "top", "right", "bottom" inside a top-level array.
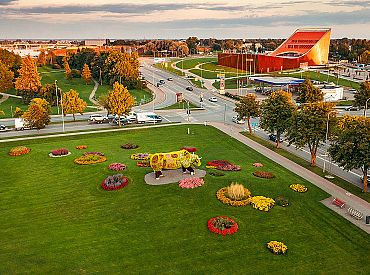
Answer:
[{"left": 315, "top": 84, "right": 344, "bottom": 102}]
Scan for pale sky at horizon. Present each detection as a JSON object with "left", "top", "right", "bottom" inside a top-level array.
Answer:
[{"left": 0, "top": 0, "right": 369, "bottom": 39}]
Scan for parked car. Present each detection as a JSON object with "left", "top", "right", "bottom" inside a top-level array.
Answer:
[
  {"left": 232, "top": 116, "right": 245, "bottom": 124},
  {"left": 186, "top": 86, "right": 193, "bottom": 91},
  {"left": 344, "top": 105, "right": 361, "bottom": 111},
  {"left": 156, "top": 82, "right": 162, "bottom": 87},
  {"left": 0, "top": 124, "right": 10, "bottom": 132},
  {"left": 112, "top": 116, "right": 129, "bottom": 125},
  {"left": 89, "top": 114, "right": 108, "bottom": 123},
  {"left": 209, "top": 97, "right": 218, "bottom": 102},
  {"left": 126, "top": 111, "right": 137, "bottom": 122},
  {"left": 167, "top": 77, "right": 173, "bottom": 81},
  {"left": 268, "top": 134, "right": 283, "bottom": 143},
  {"left": 159, "top": 79, "right": 165, "bottom": 84},
  {"left": 136, "top": 112, "right": 162, "bottom": 123}
]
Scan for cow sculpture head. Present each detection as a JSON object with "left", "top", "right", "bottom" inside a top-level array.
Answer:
[{"left": 191, "top": 153, "right": 202, "bottom": 167}]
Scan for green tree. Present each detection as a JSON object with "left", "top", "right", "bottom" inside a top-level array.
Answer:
[
  {"left": 39, "top": 83, "right": 62, "bottom": 106},
  {"left": 297, "top": 79, "right": 323, "bottom": 103},
  {"left": 234, "top": 93, "right": 260, "bottom": 134},
  {"left": 62, "top": 89, "right": 87, "bottom": 121},
  {"left": 107, "top": 82, "right": 135, "bottom": 127},
  {"left": 15, "top": 55, "right": 41, "bottom": 103},
  {"left": 329, "top": 116, "right": 370, "bottom": 192},
  {"left": 186, "top": 37, "right": 199, "bottom": 54},
  {"left": 286, "top": 102, "right": 336, "bottom": 167},
  {"left": 0, "top": 61, "right": 14, "bottom": 93},
  {"left": 354, "top": 81, "right": 370, "bottom": 110},
  {"left": 260, "top": 90, "right": 296, "bottom": 148},
  {"left": 98, "top": 93, "right": 110, "bottom": 113},
  {"left": 22, "top": 98, "right": 51, "bottom": 130}
]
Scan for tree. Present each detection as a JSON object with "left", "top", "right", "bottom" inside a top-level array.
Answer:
[
  {"left": 186, "top": 37, "right": 199, "bottom": 53},
  {"left": 61, "top": 89, "right": 87, "bottom": 121},
  {"left": 107, "top": 82, "right": 135, "bottom": 126},
  {"left": 297, "top": 79, "right": 323, "bottom": 103},
  {"left": 234, "top": 93, "right": 260, "bottom": 134},
  {"left": 39, "top": 83, "right": 61, "bottom": 106},
  {"left": 13, "top": 107, "right": 24, "bottom": 118},
  {"left": 329, "top": 116, "right": 370, "bottom": 192},
  {"left": 260, "top": 90, "right": 296, "bottom": 148},
  {"left": 359, "top": 50, "right": 370, "bottom": 64},
  {"left": 177, "top": 44, "right": 189, "bottom": 57},
  {"left": 64, "top": 61, "right": 72, "bottom": 80},
  {"left": 354, "top": 81, "right": 370, "bottom": 110},
  {"left": 0, "top": 109, "right": 4, "bottom": 116},
  {"left": 22, "top": 98, "right": 50, "bottom": 130},
  {"left": 0, "top": 61, "right": 14, "bottom": 93},
  {"left": 81, "top": 63, "right": 92, "bottom": 84},
  {"left": 37, "top": 50, "right": 47, "bottom": 66},
  {"left": 286, "top": 102, "right": 336, "bottom": 167},
  {"left": 15, "top": 55, "right": 41, "bottom": 103},
  {"left": 0, "top": 48, "right": 22, "bottom": 76},
  {"left": 98, "top": 93, "right": 109, "bottom": 112}
]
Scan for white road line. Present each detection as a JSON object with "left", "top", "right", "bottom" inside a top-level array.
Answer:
[{"left": 161, "top": 116, "right": 172, "bottom": 122}]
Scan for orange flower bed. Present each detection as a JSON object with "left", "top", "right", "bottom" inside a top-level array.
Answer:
[
  {"left": 9, "top": 146, "right": 30, "bottom": 156},
  {"left": 253, "top": 170, "right": 275, "bottom": 179},
  {"left": 75, "top": 145, "right": 88, "bottom": 150},
  {"left": 74, "top": 154, "right": 106, "bottom": 165}
]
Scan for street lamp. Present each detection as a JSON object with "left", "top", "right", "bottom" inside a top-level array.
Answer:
[
  {"left": 364, "top": 98, "right": 370, "bottom": 118},
  {"left": 54, "top": 79, "right": 59, "bottom": 115},
  {"left": 56, "top": 80, "right": 65, "bottom": 132},
  {"left": 323, "top": 110, "right": 337, "bottom": 173}
]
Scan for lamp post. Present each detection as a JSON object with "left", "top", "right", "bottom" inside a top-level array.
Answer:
[
  {"left": 54, "top": 79, "right": 59, "bottom": 115},
  {"left": 364, "top": 98, "right": 370, "bottom": 118},
  {"left": 58, "top": 80, "right": 65, "bottom": 133},
  {"left": 323, "top": 110, "right": 336, "bottom": 173}
]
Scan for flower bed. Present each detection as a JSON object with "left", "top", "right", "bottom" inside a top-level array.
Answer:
[
  {"left": 9, "top": 146, "right": 30, "bottom": 156},
  {"left": 121, "top": 143, "right": 139, "bottom": 149},
  {"left": 178, "top": 177, "right": 204, "bottom": 189},
  {"left": 83, "top": 151, "right": 104, "bottom": 156},
  {"left": 209, "top": 171, "right": 225, "bottom": 177},
  {"left": 180, "top": 146, "right": 197, "bottom": 152},
  {"left": 275, "top": 196, "right": 289, "bottom": 207},
  {"left": 266, "top": 241, "right": 288, "bottom": 255},
  {"left": 74, "top": 154, "right": 107, "bottom": 165},
  {"left": 131, "top": 153, "right": 151, "bottom": 160},
  {"left": 49, "top": 148, "right": 71, "bottom": 158},
  {"left": 250, "top": 196, "right": 275, "bottom": 211},
  {"left": 253, "top": 170, "right": 275, "bottom": 179},
  {"left": 108, "top": 163, "right": 126, "bottom": 171},
  {"left": 137, "top": 161, "right": 150, "bottom": 167},
  {"left": 290, "top": 184, "right": 308, "bottom": 193},
  {"left": 101, "top": 174, "right": 129, "bottom": 191},
  {"left": 253, "top": 162, "right": 264, "bottom": 167},
  {"left": 208, "top": 216, "right": 238, "bottom": 235},
  {"left": 75, "top": 145, "right": 88, "bottom": 150},
  {"left": 207, "top": 160, "right": 241, "bottom": 171},
  {"left": 216, "top": 183, "right": 252, "bottom": 207}
]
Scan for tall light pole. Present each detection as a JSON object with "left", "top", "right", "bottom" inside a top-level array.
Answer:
[
  {"left": 323, "top": 110, "right": 336, "bottom": 173},
  {"left": 54, "top": 79, "right": 59, "bottom": 115},
  {"left": 364, "top": 98, "right": 370, "bottom": 118},
  {"left": 58, "top": 80, "right": 65, "bottom": 132}
]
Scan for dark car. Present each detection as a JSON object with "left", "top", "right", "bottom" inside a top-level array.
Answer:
[
  {"left": 112, "top": 117, "right": 129, "bottom": 126},
  {"left": 269, "top": 134, "right": 283, "bottom": 143},
  {"left": 0, "top": 124, "right": 7, "bottom": 131},
  {"left": 344, "top": 105, "right": 361, "bottom": 111},
  {"left": 186, "top": 86, "right": 194, "bottom": 91},
  {"left": 159, "top": 79, "right": 165, "bottom": 84}
]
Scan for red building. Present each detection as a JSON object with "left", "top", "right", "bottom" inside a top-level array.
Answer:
[{"left": 218, "top": 28, "right": 331, "bottom": 73}]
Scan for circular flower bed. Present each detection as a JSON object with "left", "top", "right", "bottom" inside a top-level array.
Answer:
[
  {"left": 253, "top": 162, "right": 264, "bottom": 167},
  {"left": 49, "top": 148, "right": 71, "bottom": 158},
  {"left": 207, "top": 160, "right": 241, "bottom": 171},
  {"left": 216, "top": 183, "right": 252, "bottom": 207},
  {"left": 290, "top": 184, "right": 308, "bottom": 193},
  {"left": 108, "top": 163, "right": 126, "bottom": 171},
  {"left": 74, "top": 154, "right": 107, "bottom": 165},
  {"left": 266, "top": 241, "right": 288, "bottom": 255},
  {"left": 275, "top": 196, "right": 289, "bottom": 207},
  {"left": 209, "top": 171, "right": 225, "bottom": 177},
  {"left": 179, "top": 177, "right": 204, "bottom": 189},
  {"left": 121, "top": 143, "right": 139, "bottom": 149},
  {"left": 208, "top": 216, "right": 238, "bottom": 235},
  {"left": 250, "top": 196, "right": 275, "bottom": 211},
  {"left": 137, "top": 161, "right": 150, "bottom": 167},
  {"left": 131, "top": 153, "right": 151, "bottom": 160},
  {"left": 83, "top": 151, "right": 104, "bottom": 156},
  {"left": 9, "top": 146, "right": 30, "bottom": 156},
  {"left": 253, "top": 170, "right": 275, "bottom": 179},
  {"left": 75, "top": 145, "right": 88, "bottom": 150},
  {"left": 101, "top": 174, "right": 129, "bottom": 191}
]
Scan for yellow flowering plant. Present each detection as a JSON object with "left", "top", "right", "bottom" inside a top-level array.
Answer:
[
  {"left": 289, "top": 184, "right": 308, "bottom": 193},
  {"left": 267, "top": 241, "right": 288, "bottom": 255},
  {"left": 250, "top": 196, "right": 275, "bottom": 211}
]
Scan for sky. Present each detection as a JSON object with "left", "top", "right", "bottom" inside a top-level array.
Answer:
[{"left": 0, "top": 0, "right": 369, "bottom": 39}]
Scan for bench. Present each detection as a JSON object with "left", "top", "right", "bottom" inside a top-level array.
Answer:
[
  {"left": 348, "top": 207, "right": 364, "bottom": 220},
  {"left": 332, "top": 198, "right": 346, "bottom": 208}
]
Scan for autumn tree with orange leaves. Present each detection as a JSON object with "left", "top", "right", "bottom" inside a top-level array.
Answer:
[
  {"left": 82, "top": 63, "right": 92, "bottom": 84},
  {"left": 23, "top": 98, "right": 51, "bottom": 130},
  {"left": 61, "top": 89, "right": 87, "bottom": 121},
  {"left": 64, "top": 61, "right": 72, "bottom": 80},
  {"left": 0, "top": 61, "right": 14, "bottom": 93},
  {"left": 107, "top": 82, "right": 135, "bottom": 126}
]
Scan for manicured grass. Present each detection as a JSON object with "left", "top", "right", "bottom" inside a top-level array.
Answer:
[
  {"left": 200, "top": 61, "right": 246, "bottom": 75},
  {"left": 335, "top": 100, "right": 354, "bottom": 106},
  {"left": 175, "top": 57, "right": 217, "bottom": 70},
  {"left": 213, "top": 76, "right": 252, "bottom": 89},
  {"left": 0, "top": 96, "right": 25, "bottom": 119},
  {"left": 154, "top": 61, "right": 185, "bottom": 77},
  {"left": 160, "top": 101, "right": 200, "bottom": 110},
  {"left": 242, "top": 131, "right": 370, "bottom": 202},
  {"left": 0, "top": 125, "right": 368, "bottom": 273}
]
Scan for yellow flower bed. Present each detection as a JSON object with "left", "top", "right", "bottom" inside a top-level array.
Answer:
[
  {"left": 206, "top": 165, "right": 216, "bottom": 169},
  {"left": 289, "top": 184, "right": 308, "bottom": 193},
  {"left": 267, "top": 241, "right": 288, "bottom": 255},
  {"left": 74, "top": 154, "right": 107, "bottom": 165},
  {"left": 250, "top": 196, "right": 275, "bottom": 211},
  {"left": 216, "top": 187, "right": 252, "bottom": 207}
]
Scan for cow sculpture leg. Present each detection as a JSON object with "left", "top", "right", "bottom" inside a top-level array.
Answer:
[
  {"left": 182, "top": 166, "right": 194, "bottom": 175},
  {"left": 155, "top": 171, "right": 164, "bottom": 179}
]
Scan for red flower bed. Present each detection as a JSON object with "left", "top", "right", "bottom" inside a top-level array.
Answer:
[
  {"left": 50, "top": 148, "right": 69, "bottom": 156},
  {"left": 101, "top": 174, "right": 129, "bottom": 191},
  {"left": 208, "top": 216, "right": 238, "bottom": 235},
  {"left": 207, "top": 160, "right": 241, "bottom": 171},
  {"left": 181, "top": 146, "right": 197, "bottom": 152}
]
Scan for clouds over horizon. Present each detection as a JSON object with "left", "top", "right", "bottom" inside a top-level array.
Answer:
[{"left": 0, "top": 0, "right": 369, "bottom": 38}]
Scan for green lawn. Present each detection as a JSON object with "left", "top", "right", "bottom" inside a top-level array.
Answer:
[
  {"left": 161, "top": 101, "right": 200, "bottom": 110},
  {"left": 154, "top": 61, "right": 185, "bottom": 77},
  {"left": 175, "top": 57, "right": 217, "bottom": 70},
  {"left": 0, "top": 125, "right": 368, "bottom": 273},
  {"left": 213, "top": 76, "right": 252, "bottom": 89}
]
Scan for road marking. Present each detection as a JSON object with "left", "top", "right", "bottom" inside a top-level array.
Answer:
[{"left": 161, "top": 116, "right": 171, "bottom": 122}]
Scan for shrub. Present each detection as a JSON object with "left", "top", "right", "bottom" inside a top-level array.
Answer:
[
  {"left": 208, "top": 216, "right": 238, "bottom": 235},
  {"left": 74, "top": 154, "right": 106, "bottom": 165},
  {"left": 289, "top": 184, "right": 308, "bottom": 193},
  {"left": 108, "top": 163, "right": 126, "bottom": 171},
  {"left": 121, "top": 143, "right": 139, "bottom": 149},
  {"left": 71, "top": 69, "right": 81, "bottom": 78},
  {"left": 275, "top": 196, "right": 289, "bottom": 207},
  {"left": 253, "top": 170, "right": 275, "bottom": 179},
  {"left": 50, "top": 148, "right": 69, "bottom": 156},
  {"left": 250, "top": 196, "right": 275, "bottom": 211},
  {"left": 207, "top": 160, "right": 241, "bottom": 171},
  {"left": 52, "top": 64, "right": 61, "bottom": 69},
  {"left": 226, "top": 183, "right": 246, "bottom": 200},
  {"left": 75, "top": 145, "right": 88, "bottom": 150},
  {"left": 101, "top": 174, "right": 129, "bottom": 191},
  {"left": 9, "top": 146, "right": 30, "bottom": 156},
  {"left": 267, "top": 241, "right": 288, "bottom": 255},
  {"left": 209, "top": 171, "right": 225, "bottom": 177},
  {"left": 178, "top": 177, "right": 204, "bottom": 189}
]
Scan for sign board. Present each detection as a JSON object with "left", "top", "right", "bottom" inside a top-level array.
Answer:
[
  {"left": 154, "top": 57, "right": 166, "bottom": 63},
  {"left": 300, "top": 62, "right": 309, "bottom": 70},
  {"left": 219, "top": 75, "right": 225, "bottom": 94},
  {"left": 251, "top": 122, "right": 259, "bottom": 128}
]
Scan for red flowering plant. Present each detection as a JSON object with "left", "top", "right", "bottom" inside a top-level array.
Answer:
[
  {"left": 178, "top": 177, "right": 204, "bottom": 189},
  {"left": 50, "top": 148, "right": 70, "bottom": 157},
  {"left": 101, "top": 174, "right": 129, "bottom": 191},
  {"left": 208, "top": 216, "right": 238, "bottom": 235},
  {"left": 108, "top": 163, "right": 126, "bottom": 171},
  {"left": 207, "top": 160, "right": 241, "bottom": 171}
]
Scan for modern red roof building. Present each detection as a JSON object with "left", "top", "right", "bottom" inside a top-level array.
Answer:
[{"left": 218, "top": 28, "right": 331, "bottom": 73}]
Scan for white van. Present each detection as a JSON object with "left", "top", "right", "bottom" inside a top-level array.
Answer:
[{"left": 136, "top": 112, "right": 162, "bottom": 123}]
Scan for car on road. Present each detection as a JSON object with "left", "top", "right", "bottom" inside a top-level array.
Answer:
[
  {"left": 232, "top": 116, "right": 245, "bottom": 124},
  {"left": 0, "top": 124, "right": 10, "bottom": 132},
  {"left": 159, "top": 79, "right": 165, "bottom": 84},
  {"left": 268, "top": 134, "right": 283, "bottom": 143},
  {"left": 167, "top": 77, "right": 173, "bottom": 81},
  {"left": 89, "top": 114, "right": 108, "bottom": 123},
  {"left": 186, "top": 86, "right": 193, "bottom": 91},
  {"left": 348, "top": 88, "right": 357, "bottom": 93},
  {"left": 209, "top": 97, "right": 218, "bottom": 102},
  {"left": 112, "top": 116, "right": 129, "bottom": 126},
  {"left": 344, "top": 105, "right": 361, "bottom": 111}
]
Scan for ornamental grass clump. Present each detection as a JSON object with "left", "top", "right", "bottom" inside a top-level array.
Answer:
[
  {"left": 267, "top": 241, "right": 288, "bottom": 255},
  {"left": 216, "top": 183, "right": 252, "bottom": 207},
  {"left": 208, "top": 216, "right": 238, "bottom": 235},
  {"left": 250, "top": 196, "right": 275, "bottom": 212},
  {"left": 290, "top": 184, "right": 308, "bottom": 193},
  {"left": 253, "top": 170, "right": 275, "bottom": 179},
  {"left": 226, "top": 183, "right": 246, "bottom": 200},
  {"left": 101, "top": 174, "right": 129, "bottom": 191},
  {"left": 9, "top": 146, "right": 30, "bottom": 156}
]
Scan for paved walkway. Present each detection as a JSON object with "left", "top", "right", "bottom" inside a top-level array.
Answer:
[
  {"left": 0, "top": 93, "right": 9, "bottom": 104},
  {"left": 89, "top": 79, "right": 99, "bottom": 105},
  {"left": 0, "top": 92, "right": 22, "bottom": 99}
]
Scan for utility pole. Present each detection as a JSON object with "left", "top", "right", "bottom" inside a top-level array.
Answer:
[
  {"left": 223, "top": 104, "right": 226, "bottom": 124},
  {"left": 55, "top": 79, "right": 59, "bottom": 115}
]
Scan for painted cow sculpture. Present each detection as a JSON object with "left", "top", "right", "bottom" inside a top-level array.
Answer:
[{"left": 150, "top": 149, "right": 202, "bottom": 179}]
